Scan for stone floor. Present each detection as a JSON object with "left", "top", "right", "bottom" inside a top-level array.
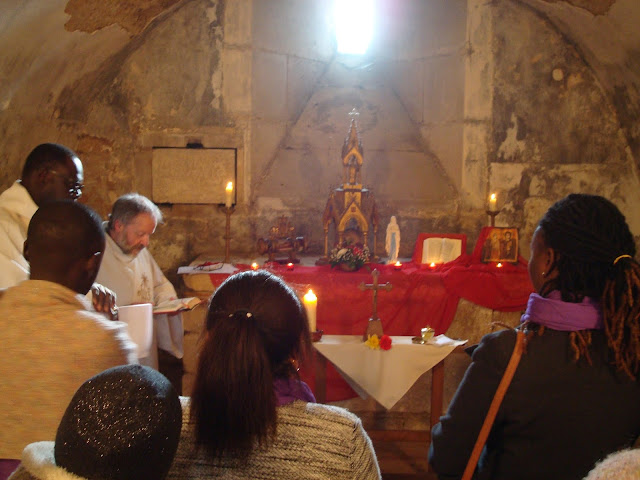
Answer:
[{"left": 371, "top": 434, "right": 437, "bottom": 479}]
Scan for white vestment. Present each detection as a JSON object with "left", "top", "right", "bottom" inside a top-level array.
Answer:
[
  {"left": 95, "top": 232, "right": 184, "bottom": 369},
  {"left": 0, "top": 181, "right": 37, "bottom": 288}
]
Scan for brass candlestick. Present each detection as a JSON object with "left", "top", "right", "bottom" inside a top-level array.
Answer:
[
  {"left": 485, "top": 209, "right": 501, "bottom": 227},
  {"left": 219, "top": 205, "right": 235, "bottom": 263}
]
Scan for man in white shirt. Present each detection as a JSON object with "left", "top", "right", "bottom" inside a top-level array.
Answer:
[
  {"left": 95, "top": 193, "right": 184, "bottom": 393},
  {"left": 0, "top": 143, "right": 115, "bottom": 312},
  {"left": 0, "top": 143, "right": 83, "bottom": 287}
]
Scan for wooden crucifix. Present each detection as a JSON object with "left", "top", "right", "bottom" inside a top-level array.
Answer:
[{"left": 359, "top": 268, "right": 393, "bottom": 341}]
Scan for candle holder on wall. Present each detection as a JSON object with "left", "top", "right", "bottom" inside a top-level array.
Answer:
[
  {"left": 219, "top": 205, "right": 235, "bottom": 264},
  {"left": 485, "top": 208, "right": 501, "bottom": 227}
]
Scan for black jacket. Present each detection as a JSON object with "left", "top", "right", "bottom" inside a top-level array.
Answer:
[{"left": 429, "top": 327, "right": 640, "bottom": 480}]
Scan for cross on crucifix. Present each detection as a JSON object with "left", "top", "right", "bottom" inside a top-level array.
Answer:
[{"left": 359, "top": 268, "right": 393, "bottom": 321}]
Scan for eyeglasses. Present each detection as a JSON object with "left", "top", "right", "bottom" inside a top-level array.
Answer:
[{"left": 48, "top": 170, "right": 84, "bottom": 196}]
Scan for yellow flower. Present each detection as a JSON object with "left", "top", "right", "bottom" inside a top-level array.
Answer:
[{"left": 365, "top": 334, "right": 380, "bottom": 350}]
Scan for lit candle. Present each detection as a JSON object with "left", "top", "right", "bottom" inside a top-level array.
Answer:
[
  {"left": 489, "top": 193, "right": 497, "bottom": 211},
  {"left": 251, "top": 262, "right": 259, "bottom": 270},
  {"left": 303, "top": 289, "right": 317, "bottom": 332},
  {"left": 429, "top": 262, "right": 436, "bottom": 268},
  {"left": 225, "top": 182, "right": 234, "bottom": 208},
  {"left": 287, "top": 262, "right": 294, "bottom": 271},
  {"left": 496, "top": 262, "right": 503, "bottom": 268},
  {"left": 394, "top": 261, "right": 402, "bottom": 270}
]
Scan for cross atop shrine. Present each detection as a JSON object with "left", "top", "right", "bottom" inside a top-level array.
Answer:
[{"left": 359, "top": 268, "right": 392, "bottom": 340}]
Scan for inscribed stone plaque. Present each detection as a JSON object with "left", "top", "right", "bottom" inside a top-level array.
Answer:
[{"left": 152, "top": 148, "right": 236, "bottom": 204}]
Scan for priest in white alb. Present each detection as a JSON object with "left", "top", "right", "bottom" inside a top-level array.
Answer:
[{"left": 95, "top": 193, "right": 184, "bottom": 393}]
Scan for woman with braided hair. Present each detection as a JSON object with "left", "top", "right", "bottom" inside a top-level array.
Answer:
[
  {"left": 167, "top": 269, "right": 381, "bottom": 480},
  {"left": 429, "top": 194, "right": 640, "bottom": 480}
]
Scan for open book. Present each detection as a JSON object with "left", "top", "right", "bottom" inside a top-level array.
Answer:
[
  {"left": 421, "top": 237, "right": 462, "bottom": 264},
  {"left": 153, "top": 297, "right": 202, "bottom": 315}
]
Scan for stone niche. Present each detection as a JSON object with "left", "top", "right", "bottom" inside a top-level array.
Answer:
[{"left": 152, "top": 147, "right": 236, "bottom": 204}]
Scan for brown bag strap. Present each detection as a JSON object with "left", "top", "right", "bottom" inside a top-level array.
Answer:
[{"left": 461, "top": 329, "right": 526, "bottom": 480}]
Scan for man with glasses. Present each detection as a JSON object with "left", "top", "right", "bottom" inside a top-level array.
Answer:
[{"left": 0, "top": 143, "right": 114, "bottom": 313}]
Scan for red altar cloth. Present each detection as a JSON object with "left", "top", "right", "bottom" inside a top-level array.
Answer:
[
  {"left": 438, "top": 226, "right": 534, "bottom": 311},
  {"left": 207, "top": 249, "right": 533, "bottom": 402}
]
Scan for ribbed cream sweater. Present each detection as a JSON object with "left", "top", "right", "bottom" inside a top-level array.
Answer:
[{"left": 167, "top": 397, "right": 381, "bottom": 479}]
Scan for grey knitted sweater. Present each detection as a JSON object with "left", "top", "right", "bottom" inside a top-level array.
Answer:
[{"left": 167, "top": 397, "right": 381, "bottom": 479}]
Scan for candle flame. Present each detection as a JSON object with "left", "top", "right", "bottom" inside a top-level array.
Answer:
[
  {"left": 395, "top": 261, "right": 401, "bottom": 267},
  {"left": 430, "top": 262, "right": 436, "bottom": 267},
  {"left": 226, "top": 182, "right": 233, "bottom": 192},
  {"left": 490, "top": 193, "right": 496, "bottom": 201},
  {"left": 304, "top": 289, "right": 317, "bottom": 301},
  {"left": 496, "top": 262, "right": 503, "bottom": 268},
  {"left": 251, "top": 262, "right": 258, "bottom": 270}
]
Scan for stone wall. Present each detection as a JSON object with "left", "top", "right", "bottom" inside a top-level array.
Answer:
[
  {"left": 0, "top": 0, "right": 639, "bottom": 316},
  {"left": 487, "top": 0, "right": 640, "bottom": 259}
]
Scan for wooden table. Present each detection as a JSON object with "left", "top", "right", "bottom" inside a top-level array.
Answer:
[{"left": 313, "top": 335, "right": 467, "bottom": 439}]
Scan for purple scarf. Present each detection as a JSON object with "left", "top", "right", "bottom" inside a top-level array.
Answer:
[
  {"left": 274, "top": 378, "right": 316, "bottom": 406},
  {"left": 520, "top": 290, "right": 603, "bottom": 331}
]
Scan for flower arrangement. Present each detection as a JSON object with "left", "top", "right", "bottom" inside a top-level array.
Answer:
[
  {"left": 330, "top": 242, "right": 370, "bottom": 271},
  {"left": 365, "top": 334, "right": 392, "bottom": 350}
]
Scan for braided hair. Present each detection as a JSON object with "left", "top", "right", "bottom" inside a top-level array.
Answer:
[{"left": 537, "top": 194, "right": 640, "bottom": 379}]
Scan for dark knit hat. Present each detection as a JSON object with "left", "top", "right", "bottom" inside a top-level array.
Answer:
[{"left": 54, "top": 365, "right": 182, "bottom": 480}]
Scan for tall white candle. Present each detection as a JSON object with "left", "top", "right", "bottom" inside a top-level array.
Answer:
[
  {"left": 225, "top": 182, "right": 234, "bottom": 208},
  {"left": 303, "top": 289, "right": 317, "bottom": 332}
]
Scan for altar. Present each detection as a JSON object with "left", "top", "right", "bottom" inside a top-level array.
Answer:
[{"left": 182, "top": 246, "right": 533, "bottom": 403}]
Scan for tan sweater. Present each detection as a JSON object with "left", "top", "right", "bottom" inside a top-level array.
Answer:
[
  {"left": 167, "top": 397, "right": 381, "bottom": 479},
  {"left": 0, "top": 280, "right": 137, "bottom": 458}
]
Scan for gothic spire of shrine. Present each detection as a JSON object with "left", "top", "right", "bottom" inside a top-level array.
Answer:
[{"left": 342, "top": 108, "right": 364, "bottom": 190}]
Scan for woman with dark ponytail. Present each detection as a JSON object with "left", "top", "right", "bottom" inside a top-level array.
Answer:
[
  {"left": 167, "top": 270, "right": 381, "bottom": 479},
  {"left": 429, "top": 194, "right": 640, "bottom": 480}
]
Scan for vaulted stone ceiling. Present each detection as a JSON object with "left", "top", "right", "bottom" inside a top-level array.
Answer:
[{"left": 64, "top": 0, "right": 181, "bottom": 35}]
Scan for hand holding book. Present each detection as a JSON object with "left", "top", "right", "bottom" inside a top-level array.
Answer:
[{"left": 153, "top": 297, "right": 202, "bottom": 315}]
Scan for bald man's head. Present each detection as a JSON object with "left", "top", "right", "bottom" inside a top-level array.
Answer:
[
  {"left": 25, "top": 201, "right": 105, "bottom": 294},
  {"left": 21, "top": 143, "right": 84, "bottom": 205}
]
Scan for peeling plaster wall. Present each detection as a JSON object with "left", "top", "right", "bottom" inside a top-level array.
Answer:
[
  {"left": 0, "top": 0, "right": 471, "bottom": 288},
  {"left": 486, "top": 0, "right": 640, "bottom": 259}
]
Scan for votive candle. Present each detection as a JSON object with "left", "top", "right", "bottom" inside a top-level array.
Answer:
[
  {"left": 287, "top": 262, "right": 294, "bottom": 271},
  {"left": 303, "top": 289, "right": 317, "bottom": 332},
  {"left": 394, "top": 261, "right": 402, "bottom": 270},
  {"left": 251, "top": 262, "right": 259, "bottom": 270}
]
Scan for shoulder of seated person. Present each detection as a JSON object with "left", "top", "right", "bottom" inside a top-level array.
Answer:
[
  {"left": 467, "top": 328, "right": 517, "bottom": 352},
  {"left": 300, "top": 402, "right": 362, "bottom": 424}
]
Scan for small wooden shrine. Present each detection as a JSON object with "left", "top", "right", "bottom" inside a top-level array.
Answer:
[
  {"left": 319, "top": 109, "right": 379, "bottom": 262},
  {"left": 257, "top": 216, "right": 306, "bottom": 263}
]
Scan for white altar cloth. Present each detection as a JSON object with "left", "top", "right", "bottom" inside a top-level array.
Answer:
[{"left": 314, "top": 335, "right": 467, "bottom": 409}]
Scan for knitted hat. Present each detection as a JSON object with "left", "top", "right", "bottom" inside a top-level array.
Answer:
[{"left": 54, "top": 365, "right": 182, "bottom": 480}]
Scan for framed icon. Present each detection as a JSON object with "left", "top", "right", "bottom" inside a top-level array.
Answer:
[{"left": 481, "top": 227, "right": 518, "bottom": 263}]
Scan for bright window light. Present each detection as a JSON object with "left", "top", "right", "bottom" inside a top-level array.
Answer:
[{"left": 334, "top": 0, "right": 373, "bottom": 55}]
